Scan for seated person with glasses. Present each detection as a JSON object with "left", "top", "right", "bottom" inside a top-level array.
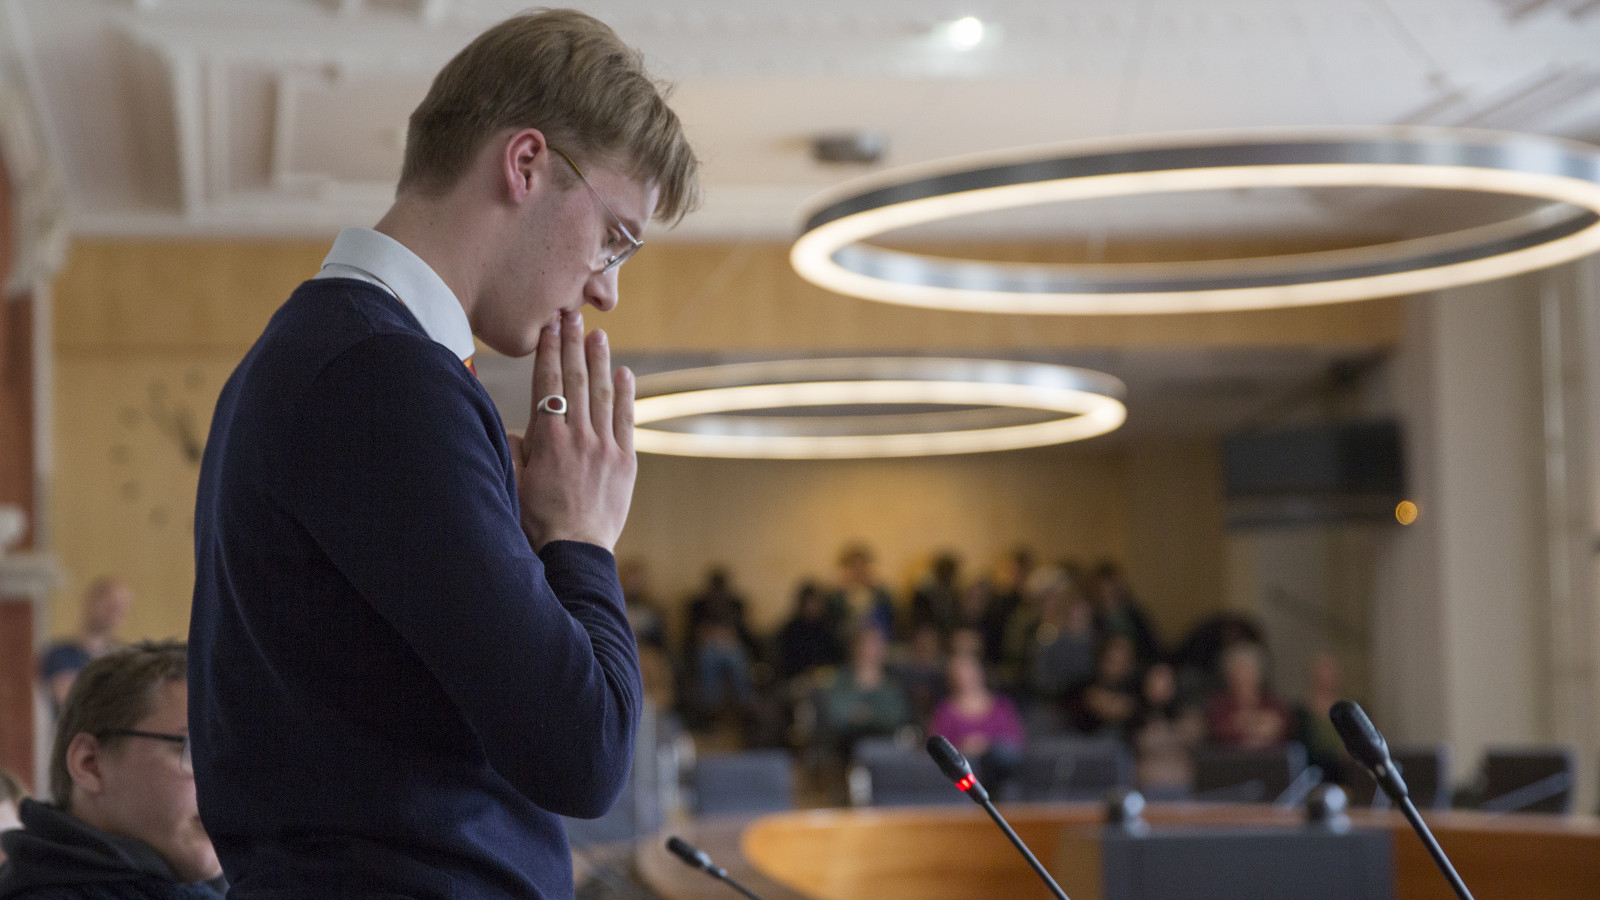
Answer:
[{"left": 0, "top": 640, "right": 223, "bottom": 899}]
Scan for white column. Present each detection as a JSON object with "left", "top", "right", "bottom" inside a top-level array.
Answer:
[{"left": 1373, "top": 265, "right": 1600, "bottom": 808}]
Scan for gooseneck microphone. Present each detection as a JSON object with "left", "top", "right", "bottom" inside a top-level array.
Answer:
[
  {"left": 664, "top": 836, "right": 768, "bottom": 900},
  {"left": 925, "top": 736, "right": 1071, "bottom": 900},
  {"left": 1329, "top": 700, "right": 1475, "bottom": 900}
]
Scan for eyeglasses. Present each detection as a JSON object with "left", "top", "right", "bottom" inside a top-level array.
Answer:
[
  {"left": 100, "top": 729, "right": 191, "bottom": 773},
  {"left": 549, "top": 146, "right": 643, "bottom": 274}
]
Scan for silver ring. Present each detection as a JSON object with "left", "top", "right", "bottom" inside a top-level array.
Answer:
[{"left": 536, "top": 394, "right": 568, "bottom": 415}]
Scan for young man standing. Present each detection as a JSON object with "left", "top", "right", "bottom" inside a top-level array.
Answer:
[{"left": 188, "top": 10, "right": 698, "bottom": 898}]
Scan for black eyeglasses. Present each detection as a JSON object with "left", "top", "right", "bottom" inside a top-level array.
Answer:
[
  {"left": 549, "top": 146, "right": 643, "bottom": 274},
  {"left": 99, "top": 729, "right": 191, "bottom": 773}
]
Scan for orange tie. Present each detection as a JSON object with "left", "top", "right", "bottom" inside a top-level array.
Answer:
[{"left": 464, "top": 357, "right": 477, "bottom": 377}]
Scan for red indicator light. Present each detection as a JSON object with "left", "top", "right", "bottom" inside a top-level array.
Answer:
[{"left": 957, "top": 775, "right": 975, "bottom": 791}]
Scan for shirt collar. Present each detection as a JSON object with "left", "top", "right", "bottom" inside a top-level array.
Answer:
[{"left": 316, "top": 227, "right": 477, "bottom": 362}]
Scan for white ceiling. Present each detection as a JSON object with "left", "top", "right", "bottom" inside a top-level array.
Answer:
[{"left": 5, "top": 0, "right": 1600, "bottom": 241}]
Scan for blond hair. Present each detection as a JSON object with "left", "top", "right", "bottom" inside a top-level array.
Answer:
[
  {"left": 49, "top": 640, "right": 187, "bottom": 810},
  {"left": 400, "top": 8, "right": 699, "bottom": 223}
]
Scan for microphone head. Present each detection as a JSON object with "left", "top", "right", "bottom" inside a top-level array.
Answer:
[
  {"left": 1329, "top": 699, "right": 1389, "bottom": 769},
  {"left": 925, "top": 735, "right": 972, "bottom": 782},
  {"left": 665, "top": 836, "right": 714, "bottom": 872}
]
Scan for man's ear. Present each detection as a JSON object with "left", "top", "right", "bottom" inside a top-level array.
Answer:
[
  {"left": 502, "top": 128, "right": 550, "bottom": 204},
  {"left": 66, "top": 732, "right": 107, "bottom": 796}
]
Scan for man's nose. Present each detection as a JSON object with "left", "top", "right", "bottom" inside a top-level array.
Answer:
[{"left": 585, "top": 268, "right": 619, "bottom": 312}]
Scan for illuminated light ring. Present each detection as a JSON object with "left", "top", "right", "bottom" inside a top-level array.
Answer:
[
  {"left": 790, "top": 128, "right": 1600, "bottom": 314},
  {"left": 632, "top": 358, "right": 1127, "bottom": 459}
]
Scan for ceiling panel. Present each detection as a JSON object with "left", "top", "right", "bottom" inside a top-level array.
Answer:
[{"left": 5, "top": 0, "right": 1595, "bottom": 239}]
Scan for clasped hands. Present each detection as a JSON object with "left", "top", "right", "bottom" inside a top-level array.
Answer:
[{"left": 506, "top": 308, "right": 636, "bottom": 552}]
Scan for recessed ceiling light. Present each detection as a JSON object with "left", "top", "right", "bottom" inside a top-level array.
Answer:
[{"left": 945, "top": 17, "right": 985, "bottom": 51}]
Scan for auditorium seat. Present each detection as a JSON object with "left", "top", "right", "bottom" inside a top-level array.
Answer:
[
  {"left": 1344, "top": 742, "right": 1451, "bottom": 810},
  {"left": 1015, "top": 735, "right": 1134, "bottom": 802},
  {"left": 692, "top": 749, "right": 795, "bottom": 817},
  {"left": 849, "top": 736, "right": 962, "bottom": 807},
  {"left": 1192, "top": 743, "right": 1308, "bottom": 804},
  {"left": 1480, "top": 746, "right": 1576, "bottom": 814}
]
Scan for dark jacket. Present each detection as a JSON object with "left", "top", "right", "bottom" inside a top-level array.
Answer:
[
  {"left": 190, "top": 279, "right": 641, "bottom": 898},
  {"left": 0, "top": 799, "right": 223, "bottom": 900}
]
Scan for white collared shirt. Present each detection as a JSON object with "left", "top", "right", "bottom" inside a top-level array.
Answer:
[{"left": 315, "top": 227, "right": 477, "bottom": 363}]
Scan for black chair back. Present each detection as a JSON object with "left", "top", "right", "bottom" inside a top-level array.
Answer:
[
  {"left": 1481, "top": 746, "right": 1575, "bottom": 814},
  {"left": 1016, "top": 735, "right": 1134, "bottom": 802},
  {"left": 1192, "top": 743, "right": 1307, "bottom": 803},
  {"left": 692, "top": 749, "right": 795, "bottom": 816}
]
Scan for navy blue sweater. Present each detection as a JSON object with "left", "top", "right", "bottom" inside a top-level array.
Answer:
[{"left": 189, "top": 279, "right": 641, "bottom": 899}]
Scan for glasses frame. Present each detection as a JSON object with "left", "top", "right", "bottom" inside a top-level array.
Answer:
[
  {"left": 549, "top": 146, "right": 643, "bottom": 274},
  {"left": 99, "top": 728, "right": 191, "bottom": 773}
]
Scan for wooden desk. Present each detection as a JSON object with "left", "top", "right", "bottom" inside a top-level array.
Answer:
[{"left": 638, "top": 803, "right": 1600, "bottom": 900}]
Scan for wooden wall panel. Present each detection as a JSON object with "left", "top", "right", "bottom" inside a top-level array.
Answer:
[
  {"left": 54, "top": 238, "right": 1406, "bottom": 356},
  {"left": 48, "top": 236, "right": 1383, "bottom": 642}
]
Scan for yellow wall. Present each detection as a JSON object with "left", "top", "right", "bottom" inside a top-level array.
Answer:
[
  {"left": 48, "top": 237, "right": 1395, "bottom": 644},
  {"left": 622, "top": 445, "right": 1131, "bottom": 634}
]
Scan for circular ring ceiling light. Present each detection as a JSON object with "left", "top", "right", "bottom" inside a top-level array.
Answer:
[
  {"left": 790, "top": 127, "right": 1600, "bottom": 314},
  {"left": 632, "top": 357, "right": 1127, "bottom": 459}
]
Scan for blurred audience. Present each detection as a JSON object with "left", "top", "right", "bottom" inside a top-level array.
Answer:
[
  {"left": 774, "top": 581, "right": 843, "bottom": 681},
  {"left": 1173, "top": 610, "right": 1266, "bottom": 705},
  {"left": 684, "top": 568, "right": 759, "bottom": 720},
  {"left": 928, "top": 653, "right": 1023, "bottom": 793},
  {"left": 1087, "top": 562, "right": 1160, "bottom": 666},
  {"left": 1293, "top": 651, "right": 1351, "bottom": 780},
  {"left": 619, "top": 558, "right": 668, "bottom": 652},
  {"left": 0, "top": 640, "right": 224, "bottom": 898},
  {"left": 38, "top": 579, "right": 133, "bottom": 712},
  {"left": 1131, "top": 662, "right": 1204, "bottom": 799},
  {"left": 909, "top": 553, "right": 962, "bottom": 635},
  {"left": 1021, "top": 570, "right": 1097, "bottom": 705},
  {"left": 1067, "top": 635, "right": 1143, "bottom": 739},
  {"left": 1206, "top": 642, "right": 1290, "bottom": 749},
  {"left": 819, "top": 627, "right": 911, "bottom": 758},
  {"left": 892, "top": 623, "right": 947, "bottom": 724},
  {"left": 565, "top": 548, "right": 1363, "bottom": 808},
  {"left": 825, "top": 543, "right": 896, "bottom": 640}
]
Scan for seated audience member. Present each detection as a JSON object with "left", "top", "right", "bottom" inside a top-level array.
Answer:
[
  {"left": 929, "top": 653, "right": 1024, "bottom": 793},
  {"left": 1172, "top": 611, "right": 1266, "bottom": 705},
  {"left": 819, "top": 627, "right": 912, "bottom": 758},
  {"left": 909, "top": 553, "right": 963, "bottom": 635},
  {"left": 38, "top": 580, "right": 133, "bottom": 712},
  {"left": 0, "top": 640, "right": 223, "bottom": 899},
  {"left": 824, "top": 543, "right": 896, "bottom": 640},
  {"left": 892, "top": 623, "right": 948, "bottom": 724},
  {"left": 618, "top": 559, "right": 675, "bottom": 711},
  {"left": 684, "top": 567, "right": 759, "bottom": 718},
  {"left": 0, "top": 768, "right": 24, "bottom": 864},
  {"left": 953, "top": 578, "right": 1009, "bottom": 666},
  {"left": 1067, "top": 635, "right": 1143, "bottom": 739},
  {"left": 988, "top": 547, "right": 1036, "bottom": 635},
  {"left": 775, "top": 580, "right": 844, "bottom": 681},
  {"left": 1292, "top": 651, "right": 1352, "bottom": 781},
  {"left": 1130, "top": 663, "right": 1205, "bottom": 799},
  {"left": 1206, "top": 642, "right": 1290, "bottom": 749},
  {"left": 1023, "top": 571, "right": 1098, "bottom": 705},
  {"left": 1087, "top": 562, "right": 1160, "bottom": 665}
]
